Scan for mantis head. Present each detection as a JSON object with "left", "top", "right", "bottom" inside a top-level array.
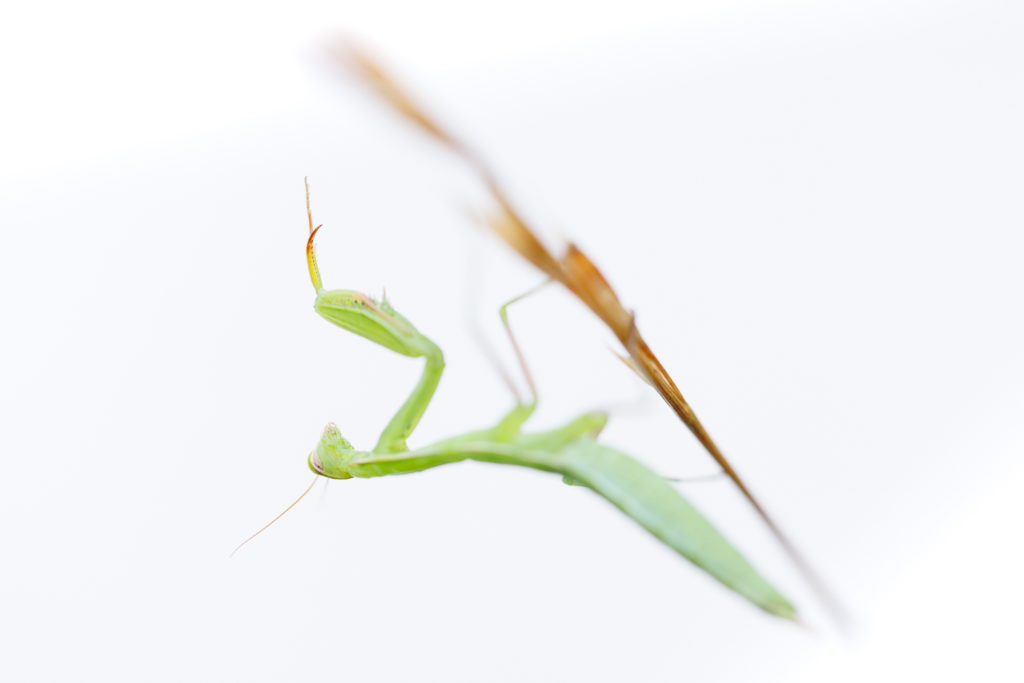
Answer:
[{"left": 308, "top": 422, "right": 360, "bottom": 479}]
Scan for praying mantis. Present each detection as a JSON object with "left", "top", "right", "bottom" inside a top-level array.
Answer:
[{"left": 291, "top": 178, "right": 797, "bottom": 621}]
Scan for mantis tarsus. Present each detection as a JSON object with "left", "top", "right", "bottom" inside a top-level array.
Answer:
[{"left": 294, "top": 179, "right": 796, "bottom": 621}]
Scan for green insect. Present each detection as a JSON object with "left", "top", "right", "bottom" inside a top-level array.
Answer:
[{"left": 245, "top": 179, "right": 797, "bottom": 621}]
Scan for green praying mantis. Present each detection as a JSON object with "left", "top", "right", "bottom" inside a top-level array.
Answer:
[{"left": 268, "top": 178, "right": 798, "bottom": 621}]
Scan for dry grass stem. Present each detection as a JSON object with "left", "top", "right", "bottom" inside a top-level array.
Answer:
[{"left": 333, "top": 42, "right": 847, "bottom": 627}]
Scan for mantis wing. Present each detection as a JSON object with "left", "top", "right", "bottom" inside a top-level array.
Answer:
[
  {"left": 353, "top": 439, "right": 795, "bottom": 619},
  {"left": 559, "top": 438, "right": 796, "bottom": 620}
]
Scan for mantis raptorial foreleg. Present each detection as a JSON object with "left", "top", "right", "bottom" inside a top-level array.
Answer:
[
  {"left": 372, "top": 324, "right": 444, "bottom": 453},
  {"left": 305, "top": 178, "right": 443, "bottom": 454}
]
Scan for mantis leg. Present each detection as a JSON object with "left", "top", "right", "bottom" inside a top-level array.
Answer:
[
  {"left": 304, "top": 183, "right": 446, "bottom": 455},
  {"left": 373, "top": 335, "right": 445, "bottom": 454},
  {"left": 416, "top": 283, "right": 553, "bottom": 453},
  {"left": 498, "top": 280, "right": 549, "bottom": 404},
  {"left": 496, "top": 282, "right": 611, "bottom": 471},
  {"left": 486, "top": 281, "right": 550, "bottom": 441}
]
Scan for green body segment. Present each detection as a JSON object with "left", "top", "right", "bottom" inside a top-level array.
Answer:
[
  {"left": 313, "top": 289, "right": 445, "bottom": 453},
  {"left": 373, "top": 344, "right": 443, "bottom": 453},
  {"left": 558, "top": 440, "right": 796, "bottom": 619},
  {"left": 314, "top": 425, "right": 794, "bottom": 619},
  {"left": 315, "top": 291, "right": 420, "bottom": 357}
]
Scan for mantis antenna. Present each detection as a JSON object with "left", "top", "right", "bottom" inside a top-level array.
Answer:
[{"left": 231, "top": 475, "right": 320, "bottom": 557}]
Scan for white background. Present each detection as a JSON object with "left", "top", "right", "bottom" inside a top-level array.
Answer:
[{"left": 2, "top": 1, "right": 1023, "bottom": 681}]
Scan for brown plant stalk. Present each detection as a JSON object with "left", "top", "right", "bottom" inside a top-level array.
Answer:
[{"left": 333, "top": 43, "right": 846, "bottom": 626}]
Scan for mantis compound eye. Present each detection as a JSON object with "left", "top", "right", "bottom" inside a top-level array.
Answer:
[{"left": 308, "top": 449, "right": 324, "bottom": 474}]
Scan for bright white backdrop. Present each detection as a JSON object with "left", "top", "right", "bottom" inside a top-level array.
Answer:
[{"left": 2, "top": 1, "right": 1022, "bottom": 681}]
